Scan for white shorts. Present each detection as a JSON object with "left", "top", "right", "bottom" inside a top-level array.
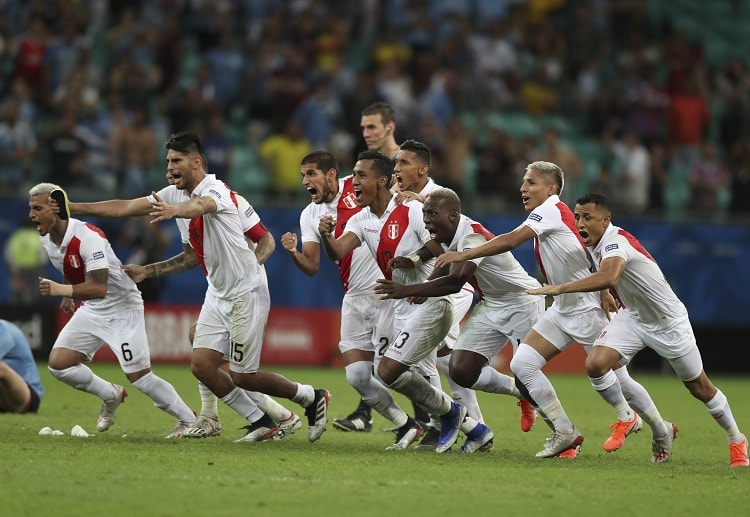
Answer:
[
  {"left": 440, "top": 286, "right": 475, "bottom": 350},
  {"left": 532, "top": 304, "right": 609, "bottom": 352},
  {"left": 386, "top": 299, "right": 452, "bottom": 374},
  {"left": 455, "top": 298, "right": 545, "bottom": 360},
  {"left": 338, "top": 291, "right": 392, "bottom": 355},
  {"left": 53, "top": 305, "right": 151, "bottom": 374},
  {"left": 594, "top": 310, "right": 704, "bottom": 381},
  {"left": 194, "top": 287, "right": 270, "bottom": 374}
]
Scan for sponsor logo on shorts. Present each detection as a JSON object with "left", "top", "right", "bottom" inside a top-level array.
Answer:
[{"left": 528, "top": 213, "right": 542, "bottom": 222}]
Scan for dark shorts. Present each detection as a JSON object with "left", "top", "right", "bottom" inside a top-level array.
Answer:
[
  {"left": 24, "top": 384, "right": 41, "bottom": 413},
  {"left": 1, "top": 383, "right": 42, "bottom": 414}
]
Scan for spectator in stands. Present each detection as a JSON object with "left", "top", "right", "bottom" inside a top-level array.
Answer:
[
  {"left": 668, "top": 78, "right": 711, "bottom": 167},
  {"left": 44, "top": 110, "right": 87, "bottom": 188},
  {"left": 0, "top": 101, "right": 36, "bottom": 194},
  {"left": 108, "top": 105, "right": 158, "bottom": 197},
  {"left": 689, "top": 140, "right": 729, "bottom": 215},
  {"left": 258, "top": 119, "right": 312, "bottom": 201},
  {"left": 4, "top": 218, "right": 48, "bottom": 305},
  {"left": 201, "top": 110, "right": 233, "bottom": 181},
  {"left": 611, "top": 131, "right": 651, "bottom": 217}
]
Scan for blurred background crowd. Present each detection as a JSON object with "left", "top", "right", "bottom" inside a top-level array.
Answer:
[
  {"left": 2, "top": 0, "right": 750, "bottom": 218},
  {"left": 3, "top": 0, "right": 750, "bottom": 307}
]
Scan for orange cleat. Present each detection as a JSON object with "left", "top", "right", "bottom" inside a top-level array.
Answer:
[
  {"left": 729, "top": 435, "right": 749, "bottom": 467},
  {"left": 518, "top": 399, "right": 536, "bottom": 432},
  {"left": 603, "top": 413, "right": 642, "bottom": 452}
]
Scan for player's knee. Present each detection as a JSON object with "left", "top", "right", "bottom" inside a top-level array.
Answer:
[
  {"left": 510, "top": 344, "right": 545, "bottom": 378},
  {"left": 585, "top": 347, "right": 618, "bottom": 378},
  {"left": 344, "top": 361, "right": 372, "bottom": 393},
  {"left": 385, "top": 369, "right": 413, "bottom": 390},
  {"left": 585, "top": 356, "right": 609, "bottom": 378},
  {"left": 47, "top": 364, "right": 64, "bottom": 379},
  {"left": 377, "top": 360, "right": 402, "bottom": 386},
  {"left": 449, "top": 360, "right": 477, "bottom": 388}
]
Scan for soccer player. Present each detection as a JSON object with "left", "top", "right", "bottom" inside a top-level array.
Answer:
[
  {"left": 0, "top": 319, "right": 44, "bottom": 414},
  {"left": 331, "top": 101, "right": 428, "bottom": 430},
  {"left": 67, "top": 132, "right": 330, "bottom": 442},
  {"left": 374, "top": 188, "right": 544, "bottom": 451},
  {"left": 182, "top": 192, "right": 301, "bottom": 439},
  {"left": 281, "top": 151, "right": 415, "bottom": 440},
  {"left": 31, "top": 183, "right": 196, "bottom": 436},
  {"left": 436, "top": 161, "right": 657, "bottom": 458},
  {"left": 389, "top": 140, "right": 487, "bottom": 450},
  {"left": 527, "top": 193, "right": 748, "bottom": 467},
  {"left": 320, "top": 150, "right": 491, "bottom": 453},
  {"left": 361, "top": 102, "right": 400, "bottom": 159}
]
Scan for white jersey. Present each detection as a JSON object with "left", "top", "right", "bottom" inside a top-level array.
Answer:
[
  {"left": 418, "top": 178, "right": 476, "bottom": 307},
  {"left": 300, "top": 176, "right": 379, "bottom": 295},
  {"left": 40, "top": 218, "right": 142, "bottom": 314},
  {"left": 521, "top": 194, "right": 599, "bottom": 316},
  {"left": 447, "top": 215, "right": 541, "bottom": 307},
  {"left": 236, "top": 193, "right": 269, "bottom": 287},
  {"left": 345, "top": 197, "right": 448, "bottom": 318},
  {"left": 593, "top": 223, "right": 688, "bottom": 330},
  {"left": 150, "top": 174, "right": 260, "bottom": 299}
]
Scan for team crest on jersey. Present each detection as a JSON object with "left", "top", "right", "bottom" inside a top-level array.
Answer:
[
  {"left": 342, "top": 192, "right": 357, "bottom": 209},
  {"left": 387, "top": 222, "right": 400, "bottom": 239},
  {"left": 605, "top": 243, "right": 619, "bottom": 252},
  {"left": 528, "top": 213, "right": 542, "bottom": 222},
  {"left": 68, "top": 255, "right": 81, "bottom": 269}
]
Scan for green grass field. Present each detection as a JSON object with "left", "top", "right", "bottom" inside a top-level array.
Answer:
[{"left": 1, "top": 363, "right": 747, "bottom": 516}]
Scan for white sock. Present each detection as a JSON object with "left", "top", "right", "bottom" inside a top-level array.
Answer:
[
  {"left": 615, "top": 367, "right": 668, "bottom": 436},
  {"left": 198, "top": 382, "right": 219, "bottom": 418},
  {"left": 389, "top": 370, "right": 451, "bottom": 415},
  {"left": 48, "top": 364, "right": 117, "bottom": 400},
  {"left": 220, "top": 387, "right": 263, "bottom": 423},
  {"left": 473, "top": 364, "right": 521, "bottom": 397},
  {"left": 132, "top": 372, "right": 196, "bottom": 423},
  {"left": 437, "top": 354, "right": 484, "bottom": 423},
  {"left": 345, "top": 361, "right": 407, "bottom": 428},
  {"left": 292, "top": 383, "right": 316, "bottom": 408},
  {"left": 511, "top": 344, "right": 574, "bottom": 433},
  {"left": 589, "top": 370, "right": 635, "bottom": 422},
  {"left": 705, "top": 389, "right": 743, "bottom": 443},
  {"left": 246, "top": 391, "right": 292, "bottom": 422}
]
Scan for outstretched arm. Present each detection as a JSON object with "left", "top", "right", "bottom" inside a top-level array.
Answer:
[
  {"left": 435, "top": 224, "right": 535, "bottom": 269},
  {"left": 69, "top": 197, "right": 152, "bottom": 218},
  {"left": 123, "top": 244, "right": 201, "bottom": 283},
  {"left": 375, "top": 261, "right": 477, "bottom": 299},
  {"left": 527, "top": 257, "right": 626, "bottom": 296},
  {"left": 150, "top": 193, "right": 217, "bottom": 222}
]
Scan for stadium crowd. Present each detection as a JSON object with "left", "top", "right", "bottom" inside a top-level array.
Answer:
[{"left": 1, "top": 0, "right": 749, "bottom": 221}]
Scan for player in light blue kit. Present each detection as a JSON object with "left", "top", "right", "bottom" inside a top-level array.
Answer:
[{"left": 0, "top": 319, "right": 44, "bottom": 413}]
